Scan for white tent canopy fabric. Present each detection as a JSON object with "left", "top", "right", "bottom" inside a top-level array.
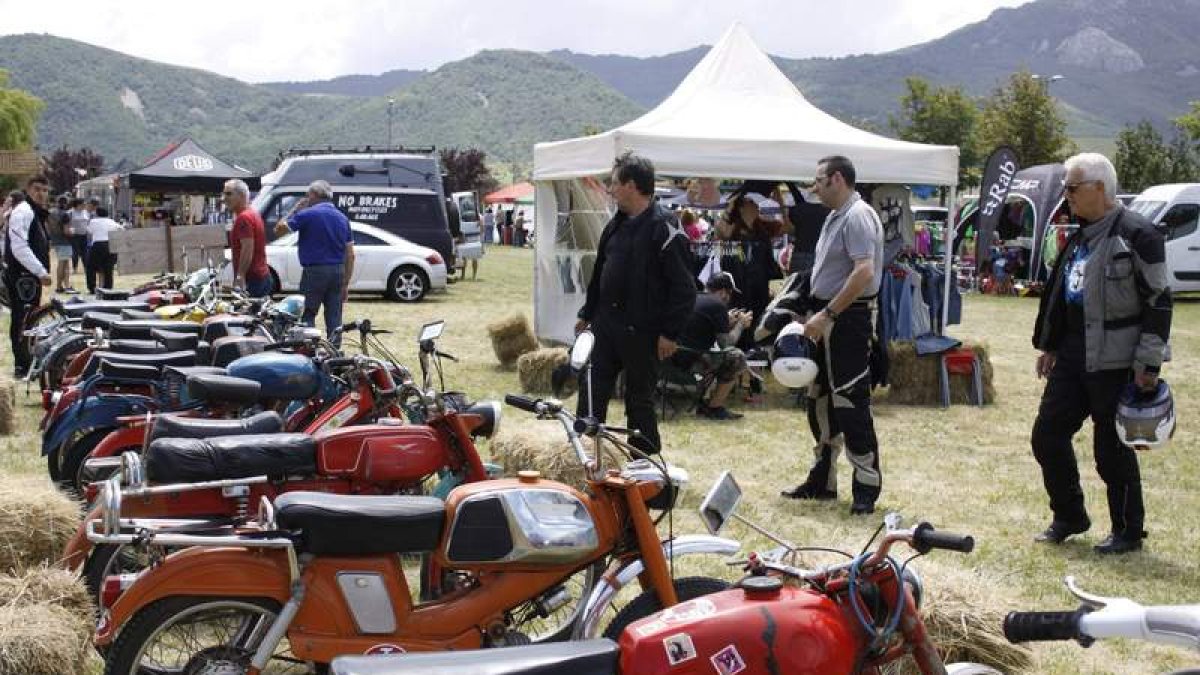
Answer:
[
  {"left": 534, "top": 23, "right": 959, "bottom": 185},
  {"left": 531, "top": 23, "right": 961, "bottom": 344}
]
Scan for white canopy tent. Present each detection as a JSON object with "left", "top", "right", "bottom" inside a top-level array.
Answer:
[{"left": 532, "top": 23, "right": 960, "bottom": 344}]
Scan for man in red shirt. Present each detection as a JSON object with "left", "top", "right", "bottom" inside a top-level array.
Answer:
[{"left": 223, "top": 179, "right": 271, "bottom": 297}]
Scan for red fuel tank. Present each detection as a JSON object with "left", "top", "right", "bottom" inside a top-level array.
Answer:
[
  {"left": 315, "top": 424, "right": 448, "bottom": 483},
  {"left": 618, "top": 580, "right": 862, "bottom": 675}
]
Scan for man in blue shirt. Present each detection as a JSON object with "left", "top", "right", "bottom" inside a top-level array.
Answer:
[{"left": 275, "top": 180, "right": 355, "bottom": 344}]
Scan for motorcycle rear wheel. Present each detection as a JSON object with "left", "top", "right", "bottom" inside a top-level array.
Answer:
[{"left": 601, "top": 576, "right": 730, "bottom": 640}]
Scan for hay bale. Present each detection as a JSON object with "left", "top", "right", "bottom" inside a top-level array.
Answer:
[
  {"left": 0, "top": 477, "right": 79, "bottom": 572},
  {"left": 0, "top": 376, "right": 14, "bottom": 437},
  {"left": 0, "top": 602, "right": 93, "bottom": 675},
  {"left": 486, "top": 314, "right": 540, "bottom": 367},
  {"left": 517, "top": 347, "right": 576, "bottom": 397},
  {"left": 491, "top": 421, "right": 623, "bottom": 487},
  {"left": 884, "top": 341, "right": 995, "bottom": 406},
  {"left": 0, "top": 566, "right": 92, "bottom": 616}
]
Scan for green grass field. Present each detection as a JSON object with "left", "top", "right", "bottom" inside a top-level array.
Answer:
[{"left": 3, "top": 246, "right": 1198, "bottom": 673}]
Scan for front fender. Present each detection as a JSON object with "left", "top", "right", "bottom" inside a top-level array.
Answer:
[
  {"left": 96, "top": 546, "right": 292, "bottom": 646},
  {"left": 574, "top": 534, "right": 740, "bottom": 640},
  {"left": 88, "top": 424, "right": 146, "bottom": 460},
  {"left": 42, "top": 395, "right": 154, "bottom": 456}
]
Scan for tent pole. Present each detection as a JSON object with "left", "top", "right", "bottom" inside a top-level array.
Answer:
[{"left": 941, "top": 185, "right": 957, "bottom": 335}]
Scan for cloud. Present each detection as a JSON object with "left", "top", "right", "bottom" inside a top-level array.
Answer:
[{"left": 0, "top": 0, "right": 1030, "bottom": 82}]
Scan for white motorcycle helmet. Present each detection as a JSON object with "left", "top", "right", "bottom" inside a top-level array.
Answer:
[
  {"left": 771, "top": 322, "right": 819, "bottom": 389},
  {"left": 1115, "top": 380, "right": 1176, "bottom": 449}
]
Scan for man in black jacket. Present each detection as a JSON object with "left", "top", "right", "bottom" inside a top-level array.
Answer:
[
  {"left": 575, "top": 152, "right": 697, "bottom": 455},
  {"left": 1030, "top": 153, "right": 1172, "bottom": 554},
  {"left": 4, "top": 176, "right": 52, "bottom": 378}
]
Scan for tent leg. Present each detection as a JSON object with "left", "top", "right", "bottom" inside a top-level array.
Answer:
[{"left": 941, "top": 186, "right": 957, "bottom": 335}]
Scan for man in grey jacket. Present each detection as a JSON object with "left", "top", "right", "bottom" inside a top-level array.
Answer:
[{"left": 1030, "top": 152, "right": 1172, "bottom": 554}]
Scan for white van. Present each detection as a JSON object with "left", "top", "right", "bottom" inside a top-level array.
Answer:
[{"left": 1128, "top": 183, "right": 1200, "bottom": 292}]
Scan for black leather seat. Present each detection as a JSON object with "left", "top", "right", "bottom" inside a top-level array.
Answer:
[
  {"left": 146, "top": 433, "right": 317, "bottom": 483},
  {"left": 121, "top": 308, "right": 162, "bottom": 320},
  {"left": 59, "top": 300, "right": 151, "bottom": 319},
  {"left": 329, "top": 640, "right": 620, "bottom": 675},
  {"left": 147, "top": 410, "right": 284, "bottom": 445},
  {"left": 106, "top": 339, "right": 170, "bottom": 355},
  {"left": 202, "top": 317, "right": 258, "bottom": 343},
  {"left": 109, "top": 320, "right": 203, "bottom": 341},
  {"left": 98, "top": 359, "right": 161, "bottom": 381},
  {"left": 82, "top": 350, "right": 198, "bottom": 379},
  {"left": 186, "top": 374, "right": 262, "bottom": 406},
  {"left": 210, "top": 336, "right": 271, "bottom": 368},
  {"left": 274, "top": 492, "right": 447, "bottom": 556},
  {"left": 95, "top": 288, "right": 131, "bottom": 300},
  {"left": 81, "top": 312, "right": 123, "bottom": 331},
  {"left": 152, "top": 329, "right": 201, "bottom": 352}
]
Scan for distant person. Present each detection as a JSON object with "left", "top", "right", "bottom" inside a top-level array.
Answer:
[
  {"left": 673, "top": 272, "right": 753, "bottom": 420},
  {"left": 223, "top": 179, "right": 270, "bottom": 297},
  {"left": 680, "top": 209, "right": 704, "bottom": 241},
  {"left": 513, "top": 209, "right": 527, "bottom": 247},
  {"left": 789, "top": 186, "right": 830, "bottom": 277},
  {"left": 4, "top": 176, "right": 52, "bottom": 378},
  {"left": 503, "top": 207, "right": 514, "bottom": 245},
  {"left": 521, "top": 209, "right": 534, "bottom": 246},
  {"left": 66, "top": 197, "right": 90, "bottom": 274},
  {"left": 275, "top": 180, "right": 355, "bottom": 345},
  {"left": 48, "top": 195, "right": 74, "bottom": 293},
  {"left": 482, "top": 206, "right": 496, "bottom": 245},
  {"left": 85, "top": 206, "right": 122, "bottom": 293}
]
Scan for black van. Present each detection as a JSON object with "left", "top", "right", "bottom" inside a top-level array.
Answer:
[{"left": 252, "top": 147, "right": 454, "bottom": 266}]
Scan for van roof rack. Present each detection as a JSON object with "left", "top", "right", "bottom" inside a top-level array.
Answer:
[{"left": 278, "top": 145, "right": 437, "bottom": 159}]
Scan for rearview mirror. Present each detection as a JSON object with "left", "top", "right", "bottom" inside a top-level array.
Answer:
[
  {"left": 570, "top": 331, "right": 595, "bottom": 371},
  {"left": 419, "top": 320, "right": 445, "bottom": 343},
  {"left": 699, "top": 470, "right": 742, "bottom": 535}
]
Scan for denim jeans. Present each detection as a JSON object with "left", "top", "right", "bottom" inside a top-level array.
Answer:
[{"left": 300, "top": 264, "right": 345, "bottom": 345}]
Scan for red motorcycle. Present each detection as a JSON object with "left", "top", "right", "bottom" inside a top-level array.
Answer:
[{"left": 330, "top": 472, "right": 996, "bottom": 675}]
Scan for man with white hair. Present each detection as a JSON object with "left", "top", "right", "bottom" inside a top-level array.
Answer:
[
  {"left": 275, "top": 180, "right": 355, "bottom": 344},
  {"left": 1030, "top": 152, "right": 1172, "bottom": 554},
  {"left": 223, "top": 179, "right": 270, "bottom": 297}
]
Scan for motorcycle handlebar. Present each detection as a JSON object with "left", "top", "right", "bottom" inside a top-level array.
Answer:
[
  {"left": 1003, "top": 610, "right": 1088, "bottom": 644},
  {"left": 912, "top": 522, "right": 975, "bottom": 554},
  {"left": 504, "top": 394, "right": 542, "bottom": 413}
]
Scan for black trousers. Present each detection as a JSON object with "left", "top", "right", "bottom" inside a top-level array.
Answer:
[
  {"left": 802, "top": 306, "right": 882, "bottom": 505},
  {"left": 69, "top": 234, "right": 87, "bottom": 270},
  {"left": 86, "top": 241, "right": 114, "bottom": 293},
  {"left": 5, "top": 273, "right": 42, "bottom": 373},
  {"left": 576, "top": 312, "right": 660, "bottom": 455},
  {"left": 1031, "top": 354, "right": 1144, "bottom": 538}
]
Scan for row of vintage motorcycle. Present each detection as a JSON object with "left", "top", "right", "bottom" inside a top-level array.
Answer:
[{"left": 22, "top": 263, "right": 1199, "bottom": 674}]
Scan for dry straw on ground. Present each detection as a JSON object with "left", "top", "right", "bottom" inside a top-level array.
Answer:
[
  {"left": 490, "top": 421, "right": 624, "bottom": 487},
  {"left": 0, "top": 600, "right": 93, "bottom": 675},
  {"left": 517, "top": 347, "right": 577, "bottom": 397},
  {"left": 0, "top": 477, "right": 79, "bottom": 572},
  {"left": 0, "top": 376, "right": 14, "bottom": 436},
  {"left": 885, "top": 341, "right": 995, "bottom": 406},
  {"left": 0, "top": 565, "right": 93, "bottom": 616},
  {"left": 486, "top": 314, "right": 540, "bottom": 367}
]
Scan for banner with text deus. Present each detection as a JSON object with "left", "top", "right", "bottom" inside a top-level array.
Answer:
[{"left": 974, "top": 146, "right": 1019, "bottom": 272}]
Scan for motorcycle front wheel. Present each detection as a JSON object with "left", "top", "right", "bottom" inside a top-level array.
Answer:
[
  {"left": 103, "top": 596, "right": 314, "bottom": 675},
  {"left": 601, "top": 576, "right": 731, "bottom": 640}
]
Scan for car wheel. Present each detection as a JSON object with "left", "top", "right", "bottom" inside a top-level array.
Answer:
[{"left": 386, "top": 266, "right": 429, "bottom": 302}]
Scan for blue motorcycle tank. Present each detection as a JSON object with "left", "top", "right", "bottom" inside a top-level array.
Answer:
[{"left": 227, "top": 352, "right": 320, "bottom": 400}]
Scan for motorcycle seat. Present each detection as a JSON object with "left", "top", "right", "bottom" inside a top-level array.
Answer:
[
  {"left": 186, "top": 373, "right": 262, "bottom": 406},
  {"left": 78, "top": 312, "right": 119, "bottom": 332},
  {"left": 83, "top": 350, "right": 198, "bottom": 379},
  {"left": 106, "top": 339, "right": 171, "bottom": 355},
  {"left": 95, "top": 288, "right": 131, "bottom": 301},
  {"left": 109, "top": 320, "right": 203, "bottom": 341},
  {"left": 152, "top": 329, "right": 201, "bottom": 352},
  {"left": 120, "top": 308, "right": 162, "bottom": 320},
  {"left": 202, "top": 317, "right": 258, "bottom": 343},
  {"left": 98, "top": 359, "right": 162, "bottom": 382},
  {"left": 58, "top": 300, "right": 151, "bottom": 319},
  {"left": 329, "top": 640, "right": 620, "bottom": 675},
  {"left": 210, "top": 336, "right": 272, "bottom": 368},
  {"left": 274, "top": 492, "right": 447, "bottom": 556},
  {"left": 148, "top": 410, "right": 284, "bottom": 445},
  {"left": 145, "top": 433, "right": 317, "bottom": 483}
]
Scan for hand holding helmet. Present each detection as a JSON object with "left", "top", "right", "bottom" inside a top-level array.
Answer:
[
  {"left": 1115, "top": 379, "right": 1175, "bottom": 451},
  {"left": 771, "top": 322, "right": 819, "bottom": 389}
]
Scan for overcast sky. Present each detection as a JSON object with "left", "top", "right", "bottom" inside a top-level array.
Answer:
[{"left": 0, "top": 0, "right": 1031, "bottom": 83}]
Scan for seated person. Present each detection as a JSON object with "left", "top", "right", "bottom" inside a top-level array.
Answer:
[{"left": 673, "top": 272, "right": 754, "bottom": 421}]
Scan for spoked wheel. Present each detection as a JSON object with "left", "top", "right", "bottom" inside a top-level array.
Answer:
[
  {"left": 84, "top": 543, "right": 173, "bottom": 617},
  {"left": 509, "top": 562, "right": 603, "bottom": 643},
  {"left": 103, "top": 596, "right": 314, "bottom": 675},
  {"left": 602, "top": 576, "right": 731, "bottom": 640},
  {"left": 22, "top": 302, "right": 64, "bottom": 355}
]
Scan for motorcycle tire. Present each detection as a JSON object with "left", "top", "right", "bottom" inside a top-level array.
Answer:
[
  {"left": 601, "top": 576, "right": 731, "bottom": 640},
  {"left": 59, "top": 427, "right": 116, "bottom": 496},
  {"left": 101, "top": 595, "right": 302, "bottom": 675}
]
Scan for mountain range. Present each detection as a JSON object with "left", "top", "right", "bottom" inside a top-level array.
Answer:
[{"left": 3, "top": 0, "right": 1199, "bottom": 176}]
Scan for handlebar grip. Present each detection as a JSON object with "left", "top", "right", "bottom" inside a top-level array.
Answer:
[
  {"left": 264, "top": 340, "right": 306, "bottom": 352},
  {"left": 1003, "top": 610, "right": 1087, "bottom": 644},
  {"left": 912, "top": 522, "right": 975, "bottom": 554},
  {"left": 504, "top": 394, "right": 541, "bottom": 413},
  {"left": 323, "top": 357, "right": 356, "bottom": 370}
]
